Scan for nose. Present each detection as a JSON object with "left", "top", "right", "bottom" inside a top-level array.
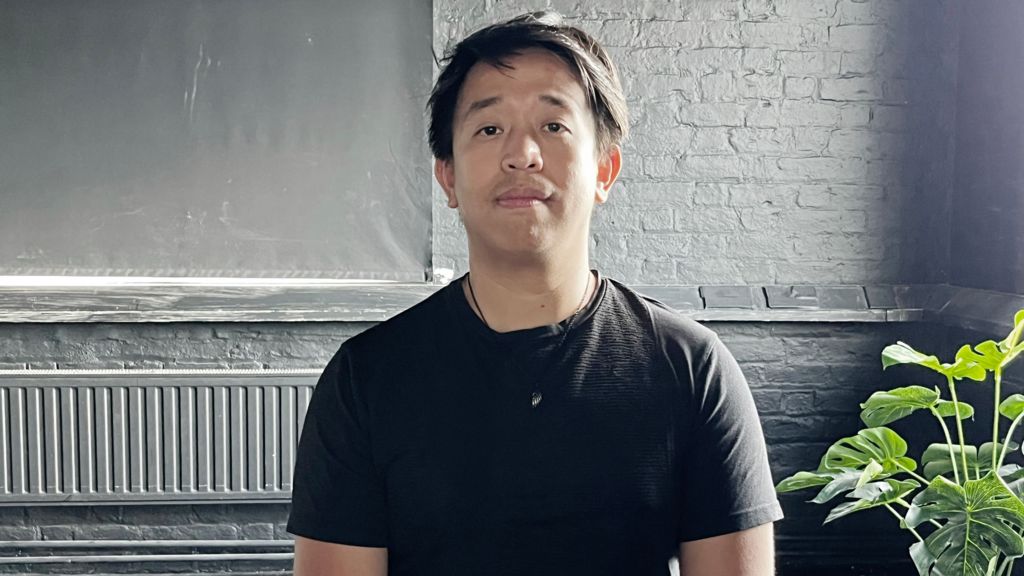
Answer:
[{"left": 502, "top": 129, "right": 543, "bottom": 173}]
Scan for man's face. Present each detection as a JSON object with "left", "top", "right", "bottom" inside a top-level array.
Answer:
[{"left": 435, "top": 48, "right": 620, "bottom": 261}]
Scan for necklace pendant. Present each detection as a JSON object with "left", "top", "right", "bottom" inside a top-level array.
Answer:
[{"left": 530, "top": 391, "right": 543, "bottom": 408}]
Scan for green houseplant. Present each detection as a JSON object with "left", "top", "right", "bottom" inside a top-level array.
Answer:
[{"left": 777, "top": 309, "right": 1024, "bottom": 576}]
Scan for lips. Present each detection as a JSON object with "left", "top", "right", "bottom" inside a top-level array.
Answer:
[{"left": 496, "top": 187, "right": 550, "bottom": 208}]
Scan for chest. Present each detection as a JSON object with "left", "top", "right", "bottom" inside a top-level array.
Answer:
[{"left": 374, "top": 349, "right": 681, "bottom": 550}]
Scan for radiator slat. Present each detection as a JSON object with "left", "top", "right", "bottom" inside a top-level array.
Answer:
[
  {"left": 229, "top": 387, "right": 245, "bottom": 492},
  {"left": 128, "top": 388, "right": 144, "bottom": 492},
  {"left": 162, "top": 387, "right": 178, "bottom": 493},
  {"left": 60, "top": 388, "right": 78, "bottom": 494},
  {"left": 264, "top": 386, "right": 279, "bottom": 491},
  {"left": 181, "top": 387, "right": 195, "bottom": 492},
  {"left": 0, "top": 388, "right": 9, "bottom": 494},
  {"left": 43, "top": 388, "right": 60, "bottom": 493},
  {"left": 10, "top": 389, "right": 26, "bottom": 495},
  {"left": 145, "top": 388, "right": 161, "bottom": 492},
  {"left": 26, "top": 388, "right": 43, "bottom": 494},
  {"left": 196, "top": 387, "right": 211, "bottom": 491},
  {"left": 247, "top": 386, "right": 261, "bottom": 492},
  {"left": 296, "top": 387, "right": 312, "bottom": 443},
  {"left": 0, "top": 373, "right": 316, "bottom": 504},
  {"left": 280, "top": 387, "right": 295, "bottom": 491},
  {"left": 111, "top": 388, "right": 128, "bottom": 492},
  {"left": 213, "top": 387, "right": 228, "bottom": 492},
  {"left": 78, "top": 388, "right": 94, "bottom": 494},
  {"left": 96, "top": 388, "right": 111, "bottom": 494}
]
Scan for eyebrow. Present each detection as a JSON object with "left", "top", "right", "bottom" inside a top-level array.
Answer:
[
  {"left": 538, "top": 94, "right": 570, "bottom": 110},
  {"left": 461, "top": 94, "right": 572, "bottom": 121},
  {"left": 464, "top": 96, "right": 502, "bottom": 118}
]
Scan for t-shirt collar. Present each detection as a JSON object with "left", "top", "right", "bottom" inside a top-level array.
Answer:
[{"left": 445, "top": 269, "right": 606, "bottom": 346}]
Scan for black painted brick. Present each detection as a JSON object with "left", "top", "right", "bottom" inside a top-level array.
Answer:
[{"left": 781, "top": 391, "right": 816, "bottom": 414}]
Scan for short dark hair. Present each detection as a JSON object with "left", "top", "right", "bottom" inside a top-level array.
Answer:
[{"left": 427, "top": 11, "right": 628, "bottom": 162}]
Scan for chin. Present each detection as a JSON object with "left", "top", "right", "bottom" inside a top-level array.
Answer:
[{"left": 475, "top": 232, "right": 554, "bottom": 260}]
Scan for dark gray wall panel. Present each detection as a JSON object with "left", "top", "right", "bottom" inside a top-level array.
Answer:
[
  {"left": 951, "top": 0, "right": 1024, "bottom": 294},
  {"left": 0, "top": 0, "right": 432, "bottom": 280}
]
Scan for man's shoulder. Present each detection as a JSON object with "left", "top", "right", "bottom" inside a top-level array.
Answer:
[
  {"left": 604, "top": 278, "right": 720, "bottom": 353},
  {"left": 341, "top": 282, "right": 454, "bottom": 357}
]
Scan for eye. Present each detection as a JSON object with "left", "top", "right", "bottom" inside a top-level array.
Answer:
[
  {"left": 545, "top": 122, "right": 566, "bottom": 133},
  {"left": 477, "top": 126, "right": 501, "bottom": 136}
]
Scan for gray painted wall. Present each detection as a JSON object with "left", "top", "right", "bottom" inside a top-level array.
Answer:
[
  {"left": 950, "top": 0, "right": 1024, "bottom": 294},
  {"left": 0, "top": 0, "right": 433, "bottom": 282}
]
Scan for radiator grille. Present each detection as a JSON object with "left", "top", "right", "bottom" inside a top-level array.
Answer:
[{"left": 0, "top": 370, "right": 319, "bottom": 504}]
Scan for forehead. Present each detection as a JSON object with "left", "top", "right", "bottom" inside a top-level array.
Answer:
[{"left": 455, "top": 49, "right": 589, "bottom": 117}]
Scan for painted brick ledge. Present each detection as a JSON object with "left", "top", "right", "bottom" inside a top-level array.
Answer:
[{"left": 0, "top": 282, "right": 1020, "bottom": 332}]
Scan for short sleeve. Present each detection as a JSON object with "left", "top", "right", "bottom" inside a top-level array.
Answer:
[
  {"left": 287, "top": 345, "right": 389, "bottom": 547},
  {"left": 676, "top": 336, "right": 783, "bottom": 542}
]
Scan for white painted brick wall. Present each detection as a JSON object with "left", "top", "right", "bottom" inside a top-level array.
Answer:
[{"left": 431, "top": 0, "right": 957, "bottom": 285}]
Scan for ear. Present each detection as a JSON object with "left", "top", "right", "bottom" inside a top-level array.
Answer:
[
  {"left": 434, "top": 157, "right": 458, "bottom": 208},
  {"left": 594, "top": 145, "right": 622, "bottom": 205}
]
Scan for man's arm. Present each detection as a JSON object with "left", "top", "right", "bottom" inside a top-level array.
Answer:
[
  {"left": 293, "top": 536, "right": 387, "bottom": 576},
  {"left": 678, "top": 523, "right": 775, "bottom": 576}
]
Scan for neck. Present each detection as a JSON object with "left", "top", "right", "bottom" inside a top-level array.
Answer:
[{"left": 463, "top": 256, "right": 594, "bottom": 333}]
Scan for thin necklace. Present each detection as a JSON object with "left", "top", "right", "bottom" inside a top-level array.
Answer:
[{"left": 465, "top": 272, "right": 593, "bottom": 408}]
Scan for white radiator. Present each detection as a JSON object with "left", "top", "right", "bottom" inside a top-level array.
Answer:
[{"left": 0, "top": 369, "right": 319, "bottom": 505}]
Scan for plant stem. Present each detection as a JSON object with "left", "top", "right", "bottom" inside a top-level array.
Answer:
[
  {"left": 995, "top": 555, "right": 1015, "bottom": 576},
  {"left": 994, "top": 367, "right": 1003, "bottom": 471},
  {"left": 948, "top": 376, "right": 970, "bottom": 483},
  {"left": 998, "top": 409, "right": 1024, "bottom": 470},
  {"left": 895, "top": 462, "right": 929, "bottom": 485},
  {"left": 994, "top": 556, "right": 1009, "bottom": 576},
  {"left": 884, "top": 503, "right": 923, "bottom": 542},
  {"left": 895, "top": 498, "right": 942, "bottom": 528},
  {"left": 932, "top": 406, "right": 962, "bottom": 485}
]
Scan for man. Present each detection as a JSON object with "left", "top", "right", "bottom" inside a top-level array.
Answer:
[{"left": 289, "top": 12, "right": 782, "bottom": 576}]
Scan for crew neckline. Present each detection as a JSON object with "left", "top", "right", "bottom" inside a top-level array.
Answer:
[{"left": 445, "top": 270, "right": 607, "bottom": 346}]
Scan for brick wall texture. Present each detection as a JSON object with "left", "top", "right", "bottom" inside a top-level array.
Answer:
[{"left": 431, "top": 0, "right": 961, "bottom": 286}]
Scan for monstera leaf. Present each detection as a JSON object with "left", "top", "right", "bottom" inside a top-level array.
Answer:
[
  {"left": 882, "top": 342, "right": 986, "bottom": 381},
  {"left": 956, "top": 342, "right": 1005, "bottom": 371},
  {"left": 860, "top": 386, "right": 940, "bottom": 427},
  {"left": 812, "top": 470, "right": 868, "bottom": 504},
  {"left": 999, "top": 395, "right": 1024, "bottom": 420},
  {"left": 776, "top": 468, "right": 868, "bottom": 505},
  {"left": 922, "top": 443, "right": 978, "bottom": 481},
  {"left": 859, "top": 386, "right": 974, "bottom": 427},
  {"left": 819, "top": 427, "right": 918, "bottom": 476},
  {"left": 825, "top": 478, "right": 920, "bottom": 524},
  {"left": 906, "top": 473, "right": 1024, "bottom": 575},
  {"left": 776, "top": 470, "right": 832, "bottom": 493},
  {"left": 778, "top": 428, "right": 918, "bottom": 506},
  {"left": 999, "top": 310, "right": 1024, "bottom": 366},
  {"left": 954, "top": 312, "right": 1024, "bottom": 378},
  {"left": 933, "top": 400, "right": 975, "bottom": 420},
  {"left": 920, "top": 443, "right": 1018, "bottom": 481}
]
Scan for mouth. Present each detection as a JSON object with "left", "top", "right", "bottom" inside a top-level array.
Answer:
[{"left": 496, "top": 187, "right": 550, "bottom": 208}]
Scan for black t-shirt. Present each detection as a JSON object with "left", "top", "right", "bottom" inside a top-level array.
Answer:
[{"left": 287, "top": 272, "right": 783, "bottom": 575}]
